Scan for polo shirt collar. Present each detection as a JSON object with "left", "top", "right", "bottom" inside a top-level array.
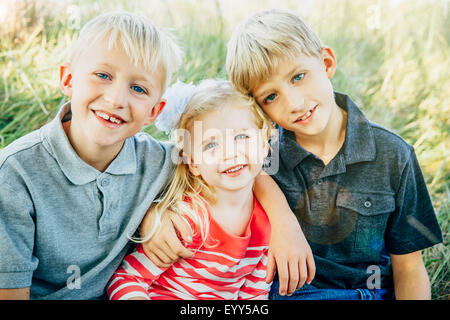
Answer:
[
  {"left": 278, "top": 92, "right": 376, "bottom": 171},
  {"left": 43, "top": 102, "right": 137, "bottom": 185},
  {"left": 336, "top": 92, "right": 376, "bottom": 165}
]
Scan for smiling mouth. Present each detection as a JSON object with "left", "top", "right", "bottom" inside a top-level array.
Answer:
[
  {"left": 221, "top": 164, "right": 247, "bottom": 175},
  {"left": 295, "top": 105, "right": 318, "bottom": 123},
  {"left": 93, "top": 110, "right": 125, "bottom": 125}
]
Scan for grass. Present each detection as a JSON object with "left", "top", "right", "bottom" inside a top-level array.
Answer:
[{"left": 0, "top": 0, "right": 448, "bottom": 299}]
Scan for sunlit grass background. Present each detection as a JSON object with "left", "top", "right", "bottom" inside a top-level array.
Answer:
[{"left": 0, "top": 0, "right": 448, "bottom": 299}]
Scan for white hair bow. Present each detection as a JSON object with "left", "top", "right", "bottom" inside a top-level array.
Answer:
[{"left": 155, "top": 81, "right": 196, "bottom": 134}]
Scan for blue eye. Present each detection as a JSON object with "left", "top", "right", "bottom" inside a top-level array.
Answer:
[
  {"left": 293, "top": 73, "right": 304, "bottom": 82},
  {"left": 235, "top": 134, "right": 249, "bottom": 140},
  {"left": 204, "top": 141, "right": 218, "bottom": 151},
  {"left": 131, "top": 85, "right": 146, "bottom": 94},
  {"left": 264, "top": 93, "right": 277, "bottom": 104},
  {"left": 96, "top": 73, "right": 110, "bottom": 80}
]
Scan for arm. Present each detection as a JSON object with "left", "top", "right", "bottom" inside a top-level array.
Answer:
[
  {"left": 390, "top": 250, "right": 431, "bottom": 300},
  {"left": 0, "top": 163, "right": 37, "bottom": 298},
  {"left": 253, "top": 172, "right": 315, "bottom": 296},
  {"left": 0, "top": 288, "right": 30, "bottom": 300}
]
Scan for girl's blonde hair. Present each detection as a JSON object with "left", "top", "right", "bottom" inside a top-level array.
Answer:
[
  {"left": 135, "top": 79, "right": 273, "bottom": 245},
  {"left": 71, "top": 11, "right": 183, "bottom": 91},
  {"left": 226, "top": 9, "right": 324, "bottom": 95}
]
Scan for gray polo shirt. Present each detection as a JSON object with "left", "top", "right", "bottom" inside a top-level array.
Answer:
[
  {"left": 0, "top": 103, "right": 175, "bottom": 299},
  {"left": 270, "top": 92, "right": 443, "bottom": 290}
]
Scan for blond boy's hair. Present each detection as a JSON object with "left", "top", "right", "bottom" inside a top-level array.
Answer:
[
  {"left": 133, "top": 79, "right": 273, "bottom": 245},
  {"left": 226, "top": 9, "right": 324, "bottom": 95},
  {"left": 71, "top": 11, "right": 183, "bottom": 90}
]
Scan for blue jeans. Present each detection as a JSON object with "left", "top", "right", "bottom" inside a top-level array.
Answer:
[{"left": 269, "top": 280, "right": 395, "bottom": 300}]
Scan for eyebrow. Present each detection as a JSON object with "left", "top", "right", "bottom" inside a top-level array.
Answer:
[{"left": 254, "top": 66, "right": 307, "bottom": 101}]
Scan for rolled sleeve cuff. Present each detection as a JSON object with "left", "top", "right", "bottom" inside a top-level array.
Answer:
[{"left": 0, "top": 271, "right": 33, "bottom": 289}]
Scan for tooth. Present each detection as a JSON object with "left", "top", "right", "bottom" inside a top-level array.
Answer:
[
  {"left": 110, "top": 116, "right": 121, "bottom": 124},
  {"left": 300, "top": 111, "right": 311, "bottom": 121},
  {"left": 97, "top": 112, "right": 109, "bottom": 120}
]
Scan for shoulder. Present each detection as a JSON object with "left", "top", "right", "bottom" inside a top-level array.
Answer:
[
  {"left": 130, "top": 132, "right": 176, "bottom": 169},
  {"left": 0, "top": 128, "right": 44, "bottom": 170},
  {"left": 132, "top": 132, "right": 175, "bottom": 156},
  {"left": 369, "top": 121, "right": 414, "bottom": 166}
]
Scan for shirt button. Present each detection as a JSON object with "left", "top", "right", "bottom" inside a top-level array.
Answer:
[
  {"left": 101, "top": 179, "right": 110, "bottom": 187},
  {"left": 364, "top": 200, "right": 372, "bottom": 208}
]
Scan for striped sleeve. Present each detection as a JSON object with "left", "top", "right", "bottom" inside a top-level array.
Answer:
[{"left": 107, "top": 245, "right": 167, "bottom": 300}]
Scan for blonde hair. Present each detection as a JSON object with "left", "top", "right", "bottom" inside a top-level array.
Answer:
[
  {"left": 135, "top": 79, "right": 273, "bottom": 245},
  {"left": 71, "top": 11, "right": 183, "bottom": 90},
  {"left": 226, "top": 9, "right": 324, "bottom": 95}
]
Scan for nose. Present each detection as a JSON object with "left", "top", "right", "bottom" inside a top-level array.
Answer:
[
  {"left": 104, "top": 82, "right": 128, "bottom": 109},
  {"left": 284, "top": 86, "right": 305, "bottom": 114},
  {"left": 223, "top": 132, "right": 237, "bottom": 161}
]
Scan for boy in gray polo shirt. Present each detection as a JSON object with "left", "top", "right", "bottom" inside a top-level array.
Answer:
[
  {"left": 0, "top": 12, "right": 183, "bottom": 300},
  {"left": 226, "top": 9, "right": 443, "bottom": 299}
]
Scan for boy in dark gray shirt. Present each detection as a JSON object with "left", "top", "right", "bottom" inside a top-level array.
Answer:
[{"left": 226, "top": 9, "right": 442, "bottom": 299}]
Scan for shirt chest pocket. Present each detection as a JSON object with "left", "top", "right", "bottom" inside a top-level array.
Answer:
[{"left": 336, "top": 191, "right": 395, "bottom": 259}]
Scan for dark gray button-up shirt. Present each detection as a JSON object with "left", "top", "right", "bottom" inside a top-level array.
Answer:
[
  {"left": 0, "top": 103, "right": 175, "bottom": 299},
  {"left": 270, "top": 92, "right": 442, "bottom": 289}
]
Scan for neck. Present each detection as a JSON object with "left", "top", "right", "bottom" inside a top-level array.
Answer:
[
  {"left": 295, "top": 102, "right": 347, "bottom": 165},
  {"left": 63, "top": 121, "right": 122, "bottom": 172},
  {"left": 211, "top": 182, "right": 254, "bottom": 211}
]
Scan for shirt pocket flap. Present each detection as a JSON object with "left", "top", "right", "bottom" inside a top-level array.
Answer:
[{"left": 336, "top": 191, "right": 395, "bottom": 216}]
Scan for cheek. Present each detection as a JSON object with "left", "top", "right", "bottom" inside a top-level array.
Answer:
[{"left": 261, "top": 106, "right": 282, "bottom": 124}]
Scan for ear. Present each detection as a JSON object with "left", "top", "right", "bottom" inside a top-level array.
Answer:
[
  {"left": 59, "top": 62, "right": 73, "bottom": 98},
  {"left": 321, "top": 47, "right": 337, "bottom": 79},
  {"left": 144, "top": 99, "right": 166, "bottom": 126}
]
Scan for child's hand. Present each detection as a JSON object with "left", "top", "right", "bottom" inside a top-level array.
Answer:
[
  {"left": 266, "top": 213, "right": 315, "bottom": 296},
  {"left": 140, "top": 207, "right": 195, "bottom": 268}
]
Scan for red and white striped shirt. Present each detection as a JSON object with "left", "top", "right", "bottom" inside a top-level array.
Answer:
[{"left": 108, "top": 197, "right": 271, "bottom": 300}]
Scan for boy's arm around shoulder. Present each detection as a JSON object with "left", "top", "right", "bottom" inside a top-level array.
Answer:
[
  {"left": 253, "top": 172, "right": 315, "bottom": 296},
  {"left": 0, "top": 156, "right": 37, "bottom": 298}
]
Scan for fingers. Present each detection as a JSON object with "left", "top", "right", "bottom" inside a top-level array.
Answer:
[
  {"left": 170, "top": 213, "right": 193, "bottom": 244},
  {"left": 164, "top": 231, "right": 195, "bottom": 260},
  {"left": 144, "top": 249, "right": 171, "bottom": 269},
  {"left": 141, "top": 211, "right": 195, "bottom": 267},
  {"left": 276, "top": 258, "right": 289, "bottom": 296},
  {"left": 295, "top": 258, "right": 307, "bottom": 292},
  {"left": 306, "top": 252, "right": 316, "bottom": 285},
  {"left": 265, "top": 251, "right": 276, "bottom": 284},
  {"left": 276, "top": 252, "right": 316, "bottom": 296},
  {"left": 287, "top": 258, "right": 299, "bottom": 296}
]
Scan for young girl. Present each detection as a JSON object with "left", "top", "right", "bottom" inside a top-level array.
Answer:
[{"left": 107, "top": 79, "right": 274, "bottom": 300}]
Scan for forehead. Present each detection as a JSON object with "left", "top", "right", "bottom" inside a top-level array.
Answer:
[
  {"left": 192, "top": 106, "right": 259, "bottom": 138},
  {"left": 251, "top": 52, "right": 322, "bottom": 96},
  {"left": 73, "top": 36, "right": 163, "bottom": 88}
]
